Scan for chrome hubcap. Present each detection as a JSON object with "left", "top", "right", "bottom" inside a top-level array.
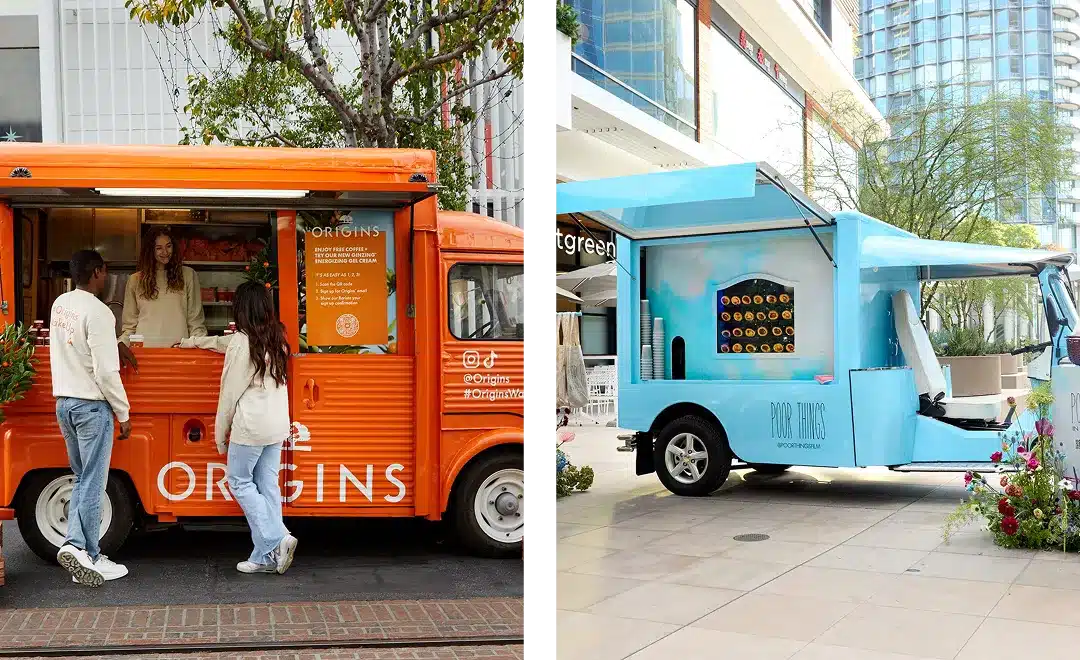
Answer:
[
  {"left": 473, "top": 468, "right": 524, "bottom": 543},
  {"left": 665, "top": 433, "right": 709, "bottom": 484}
]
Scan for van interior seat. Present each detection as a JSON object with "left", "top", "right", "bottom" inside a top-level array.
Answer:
[{"left": 891, "top": 289, "right": 999, "bottom": 422}]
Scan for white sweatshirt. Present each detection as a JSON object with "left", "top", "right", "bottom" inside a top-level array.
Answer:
[
  {"left": 120, "top": 266, "right": 207, "bottom": 348},
  {"left": 50, "top": 289, "right": 131, "bottom": 422},
  {"left": 179, "top": 333, "right": 290, "bottom": 453}
]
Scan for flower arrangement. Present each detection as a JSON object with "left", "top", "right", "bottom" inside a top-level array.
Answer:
[
  {"left": 0, "top": 323, "right": 36, "bottom": 424},
  {"left": 556, "top": 408, "right": 594, "bottom": 497},
  {"left": 944, "top": 383, "right": 1080, "bottom": 551}
]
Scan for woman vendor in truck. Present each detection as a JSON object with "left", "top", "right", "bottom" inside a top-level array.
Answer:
[{"left": 120, "top": 228, "right": 207, "bottom": 348}]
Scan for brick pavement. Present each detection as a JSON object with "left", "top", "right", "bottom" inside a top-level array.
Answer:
[
  {"left": 0, "top": 598, "right": 523, "bottom": 650},
  {"left": 38, "top": 647, "right": 525, "bottom": 660}
]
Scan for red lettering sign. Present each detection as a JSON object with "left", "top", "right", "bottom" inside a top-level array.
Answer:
[
  {"left": 757, "top": 48, "right": 766, "bottom": 66},
  {"left": 739, "top": 29, "right": 748, "bottom": 49}
]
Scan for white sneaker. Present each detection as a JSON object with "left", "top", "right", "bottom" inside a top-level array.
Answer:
[
  {"left": 95, "top": 555, "right": 128, "bottom": 581},
  {"left": 236, "top": 560, "right": 276, "bottom": 574},
  {"left": 276, "top": 534, "right": 297, "bottom": 574},
  {"left": 57, "top": 544, "right": 104, "bottom": 587}
]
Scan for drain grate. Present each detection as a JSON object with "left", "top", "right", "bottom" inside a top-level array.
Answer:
[{"left": 732, "top": 533, "right": 770, "bottom": 542}]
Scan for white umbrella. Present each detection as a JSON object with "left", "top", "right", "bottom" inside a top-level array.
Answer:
[
  {"left": 580, "top": 288, "right": 617, "bottom": 308},
  {"left": 556, "top": 261, "right": 617, "bottom": 292},
  {"left": 557, "top": 286, "right": 583, "bottom": 302}
]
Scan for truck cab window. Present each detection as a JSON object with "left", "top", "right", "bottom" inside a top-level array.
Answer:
[{"left": 448, "top": 263, "right": 524, "bottom": 340}]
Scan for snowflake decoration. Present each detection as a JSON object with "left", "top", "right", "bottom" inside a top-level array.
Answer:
[{"left": 1, "top": 128, "right": 20, "bottom": 142}]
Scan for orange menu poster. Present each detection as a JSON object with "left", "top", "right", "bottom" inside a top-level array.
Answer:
[{"left": 305, "top": 229, "right": 388, "bottom": 346}]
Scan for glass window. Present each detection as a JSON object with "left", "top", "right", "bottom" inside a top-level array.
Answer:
[
  {"left": 997, "top": 79, "right": 1023, "bottom": 96},
  {"left": 889, "top": 4, "right": 911, "bottom": 24},
  {"left": 915, "top": 42, "right": 938, "bottom": 64},
  {"left": 872, "top": 74, "right": 887, "bottom": 96},
  {"left": 569, "top": 0, "right": 696, "bottom": 126},
  {"left": 939, "top": 0, "right": 963, "bottom": 12},
  {"left": 995, "top": 0, "right": 1020, "bottom": 7},
  {"left": 855, "top": 57, "right": 865, "bottom": 78},
  {"left": 914, "top": 19, "right": 937, "bottom": 41},
  {"left": 997, "top": 31, "right": 1021, "bottom": 54},
  {"left": 889, "top": 70, "right": 913, "bottom": 92},
  {"left": 716, "top": 281, "right": 795, "bottom": 355},
  {"left": 0, "top": 17, "right": 43, "bottom": 143},
  {"left": 1024, "top": 7, "right": 1049, "bottom": 30},
  {"left": 940, "top": 14, "right": 964, "bottom": 35},
  {"left": 875, "top": 97, "right": 888, "bottom": 115},
  {"left": 1026, "top": 54, "right": 1051, "bottom": 76},
  {"left": 297, "top": 210, "right": 399, "bottom": 354},
  {"left": 873, "top": 29, "right": 887, "bottom": 51},
  {"left": 890, "top": 47, "right": 912, "bottom": 70},
  {"left": 914, "top": 0, "right": 937, "bottom": 18},
  {"left": 813, "top": 0, "right": 831, "bottom": 37},
  {"left": 890, "top": 25, "right": 910, "bottom": 47},
  {"left": 448, "top": 263, "right": 524, "bottom": 341},
  {"left": 968, "top": 38, "right": 992, "bottom": 58},
  {"left": 940, "top": 38, "right": 965, "bottom": 61},
  {"left": 874, "top": 52, "right": 887, "bottom": 73},
  {"left": 997, "top": 55, "right": 1023, "bottom": 78},
  {"left": 914, "top": 64, "right": 940, "bottom": 86},
  {"left": 969, "top": 83, "right": 991, "bottom": 104},
  {"left": 890, "top": 92, "right": 914, "bottom": 112},
  {"left": 969, "top": 59, "right": 993, "bottom": 81},
  {"left": 868, "top": 8, "right": 886, "bottom": 30},
  {"left": 996, "top": 8, "right": 1021, "bottom": 31},
  {"left": 1025, "top": 30, "right": 1050, "bottom": 54},
  {"left": 967, "top": 0, "right": 991, "bottom": 9},
  {"left": 940, "top": 61, "right": 965, "bottom": 81},
  {"left": 967, "top": 13, "right": 992, "bottom": 35}
]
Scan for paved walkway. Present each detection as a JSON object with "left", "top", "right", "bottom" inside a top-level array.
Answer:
[
  {"left": 41, "top": 649, "right": 523, "bottom": 659},
  {"left": 0, "top": 597, "right": 522, "bottom": 652},
  {"left": 557, "top": 427, "right": 1080, "bottom": 660}
]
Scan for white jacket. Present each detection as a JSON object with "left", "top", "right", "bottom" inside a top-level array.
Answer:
[{"left": 180, "top": 332, "right": 290, "bottom": 453}]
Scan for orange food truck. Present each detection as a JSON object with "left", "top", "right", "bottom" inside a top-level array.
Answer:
[{"left": 0, "top": 144, "right": 524, "bottom": 567}]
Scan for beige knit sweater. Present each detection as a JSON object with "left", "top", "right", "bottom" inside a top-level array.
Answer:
[{"left": 120, "top": 266, "right": 207, "bottom": 348}]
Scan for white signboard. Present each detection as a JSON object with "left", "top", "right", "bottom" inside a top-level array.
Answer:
[{"left": 1051, "top": 364, "right": 1080, "bottom": 478}]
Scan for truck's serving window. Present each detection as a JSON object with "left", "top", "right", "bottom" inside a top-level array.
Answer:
[
  {"left": 448, "top": 263, "right": 524, "bottom": 341},
  {"left": 296, "top": 210, "right": 398, "bottom": 354},
  {"left": 716, "top": 278, "right": 795, "bottom": 354}
]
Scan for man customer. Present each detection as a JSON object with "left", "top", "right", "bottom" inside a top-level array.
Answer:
[{"left": 50, "top": 250, "right": 132, "bottom": 586}]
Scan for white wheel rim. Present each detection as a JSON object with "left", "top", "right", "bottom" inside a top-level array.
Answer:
[
  {"left": 473, "top": 468, "right": 524, "bottom": 543},
  {"left": 665, "top": 433, "right": 709, "bottom": 485},
  {"left": 35, "top": 474, "right": 113, "bottom": 549}
]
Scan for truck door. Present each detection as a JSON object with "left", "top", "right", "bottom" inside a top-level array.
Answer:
[
  {"left": 277, "top": 209, "right": 415, "bottom": 514},
  {"left": 441, "top": 254, "right": 525, "bottom": 424}
]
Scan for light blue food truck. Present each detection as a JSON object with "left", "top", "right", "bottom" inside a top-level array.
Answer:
[{"left": 556, "top": 163, "right": 1077, "bottom": 496}]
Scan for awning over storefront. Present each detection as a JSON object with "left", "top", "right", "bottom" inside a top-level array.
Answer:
[
  {"left": 860, "top": 234, "right": 1074, "bottom": 279},
  {"left": 555, "top": 162, "right": 833, "bottom": 241}
]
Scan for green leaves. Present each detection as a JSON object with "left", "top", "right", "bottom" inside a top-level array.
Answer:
[{"left": 0, "top": 323, "right": 37, "bottom": 425}]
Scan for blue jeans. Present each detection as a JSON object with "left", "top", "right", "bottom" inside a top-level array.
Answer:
[
  {"left": 55, "top": 397, "right": 114, "bottom": 561},
  {"left": 227, "top": 442, "right": 287, "bottom": 565}
]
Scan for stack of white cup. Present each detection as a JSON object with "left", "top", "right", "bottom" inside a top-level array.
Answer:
[{"left": 652, "top": 317, "right": 665, "bottom": 380}]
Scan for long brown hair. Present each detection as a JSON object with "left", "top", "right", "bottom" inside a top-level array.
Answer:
[
  {"left": 233, "top": 281, "right": 288, "bottom": 387},
  {"left": 137, "top": 228, "right": 184, "bottom": 300}
]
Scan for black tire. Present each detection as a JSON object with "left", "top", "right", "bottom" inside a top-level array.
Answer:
[
  {"left": 653, "top": 415, "right": 731, "bottom": 496},
  {"left": 749, "top": 464, "right": 791, "bottom": 475},
  {"left": 451, "top": 450, "right": 523, "bottom": 559},
  {"left": 16, "top": 470, "right": 135, "bottom": 564}
]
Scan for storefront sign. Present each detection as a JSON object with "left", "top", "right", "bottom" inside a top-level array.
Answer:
[
  {"left": 304, "top": 226, "right": 388, "bottom": 346},
  {"left": 556, "top": 228, "right": 615, "bottom": 259}
]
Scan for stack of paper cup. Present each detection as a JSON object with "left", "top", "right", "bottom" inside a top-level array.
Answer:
[
  {"left": 652, "top": 317, "right": 665, "bottom": 380},
  {"left": 640, "top": 300, "right": 652, "bottom": 348},
  {"left": 641, "top": 345, "right": 653, "bottom": 379}
]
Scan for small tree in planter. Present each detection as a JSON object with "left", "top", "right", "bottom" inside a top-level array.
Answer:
[
  {"left": 930, "top": 326, "right": 1002, "bottom": 397},
  {"left": 0, "top": 323, "right": 36, "bottom": 424},
  {"left": 556, "top": 2, "right": 580, "bottom": 45}
]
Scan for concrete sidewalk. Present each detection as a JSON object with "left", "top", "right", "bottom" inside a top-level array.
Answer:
[{"left": 558, "top": 427, "right": 1080, "bottom": 660}]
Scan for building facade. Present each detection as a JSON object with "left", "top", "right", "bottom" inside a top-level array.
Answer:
[
  {"left": 556, "top": 0, "right": 882, "bottom": 356},
  {"left": 854, "top": 0, "right": 1080, "bottom": 248},
  {"left": 0, "top": 0, "right": 523, "bottom": 226}
]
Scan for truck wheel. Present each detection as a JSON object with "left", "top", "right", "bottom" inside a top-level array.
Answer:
[
  {"left": 452, "top": 451, "right": 523, "bottom": 558},
  {"left": 749, "top": 464, "right": 791, "bottom": 475},
  {"left": 654, "top": 415, "right": 731, "bottom": 496},
  {"left": 16, "top": 471, "right": 135, "bottom": 564}
]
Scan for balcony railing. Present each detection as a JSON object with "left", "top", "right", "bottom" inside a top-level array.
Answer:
[
  {"left": 1058, "top": 65, "right": 1080, "bottom": 87},
  {"left": 1056, "top": 39, "right": 1080, "bottom": 64},
  {"left": 1056, "top": 87, "right": 1080, "bottom": 109},
  {"left": 1055, "top": 18, "right": 1079, "bottom": 42},
  {"left": 1054, "top": 0, "right": 1080, "bottom": 19}
]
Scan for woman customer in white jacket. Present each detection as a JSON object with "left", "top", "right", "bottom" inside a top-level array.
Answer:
[{"left": 179, "top": 281, "right": 297, "bottom": 574}]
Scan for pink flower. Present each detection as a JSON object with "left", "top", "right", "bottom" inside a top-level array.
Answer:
[
  {"left": 1028, "top": 456, "right": 1040, "bottom": 471},
  {"left": 559, "top": 431, "right": 576, "bottom": 444},
  {"left": 964, "top": 472, "right": 973, "bottom": 485},
  {"left": 1006, "top": 483, "right": 1023, "bottom": 497},
  {"left": 990, "top": 451, "right": 1003, "bottom": 463},
  {"left": 1036, "top": 419, "right": 1055, "bottom": 438},
  {"left": 1000, "top": 475, "right": 1010, "bottom": 487}
]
